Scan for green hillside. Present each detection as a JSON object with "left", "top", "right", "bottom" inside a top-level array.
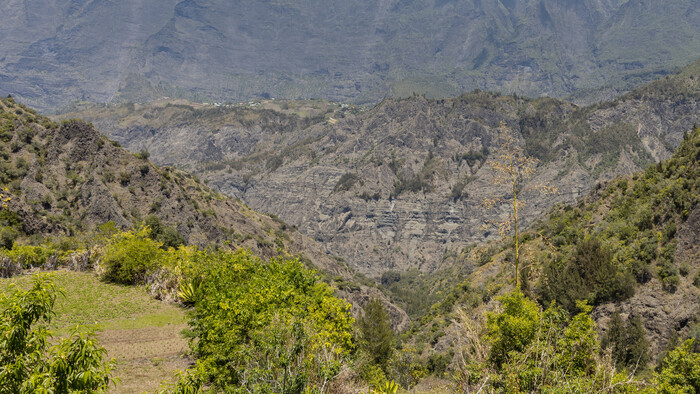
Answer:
[
  {"left": 389, "top": 125, "right": 700, "bottom": 390},
  {"left": 1, "top": 105, "right": 699, "bottom": 391}
]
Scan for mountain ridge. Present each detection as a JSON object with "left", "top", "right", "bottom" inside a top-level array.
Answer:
[
  {"left": 2, "top": 0, "right": 700, "bottom": 111},
  {"left": 0, "top": 96, "right": 410, "bottom": 329},
  {"left": 62, "top": 59, "right": 700, "bottom": 278}
]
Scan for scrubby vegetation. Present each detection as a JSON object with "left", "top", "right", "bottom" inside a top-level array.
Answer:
[
  {"left": 371, "top": 126, "right": 700, "bottom": 392},
  {"left": 537, "top": 125, "right": 699, "bottom": 307},
  {"left": 1, "top": 95, "right": 699, "bottom": 392},
  {"left": 0, "top": 225, "right": 356, "bottom": 392},
  {"left": 174, "top": 249, "right": 354, "bottom": 393}
]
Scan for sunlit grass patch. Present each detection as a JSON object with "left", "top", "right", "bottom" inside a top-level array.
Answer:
[{"left": 0, "top": 270, "right": 186, "bottom": 335}]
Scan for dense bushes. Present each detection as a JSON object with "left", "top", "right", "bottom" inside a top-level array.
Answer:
[
  {"left": 485, "top": 289, "right": 541, "bottom": 368},
  {"left": 536, "top": 126, "right": 700, "bottom": 306},
  {"left": 8, "top": 224, "right": 357, "bottom": 392},
  {"left": 539, "top": 237, "right": 635, "bottom": 313},
  {"left": 456, "top": 290, "right": 633, "bottom": 392},
  {"left": 100, "top": 227, "right": 164, "bottom": 285},
  {"left": 655, "top": 339, "right": 700, "bottom": 393},
  {"left": 183, "top": 250, "right": 354, "bottom": 392}
]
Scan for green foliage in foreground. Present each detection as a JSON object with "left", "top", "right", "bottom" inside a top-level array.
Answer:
[
  {"left": 0, "top": 274, "right": 115, "bottom": 393},
  {"left": 655, "top": 339, "right": 700, "bottom": 393},
  {"left": 453, "top": 289, "right": 700, "bottom": 392},
  {"left": 163, "top": 250, "right": 354, "bottom": 393},
  {"left": 90, "top": 227, "right": 357, "bottom": 392},
  {"left": 457, "top": 290, "right": 633, "bottom": 392}
]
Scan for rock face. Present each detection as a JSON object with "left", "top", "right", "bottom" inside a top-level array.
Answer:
[
  {"left": 68, "top": 63, "right": 700, "bottom": 279},
  {"left": 594, "top": 193, "right": 700, "bottom": 358},
  {"left": 0, "top": 97, "right": 409, "bottom": 327},
  {"left": 2, "top": 0, "right": 700, "bottom": 111}
]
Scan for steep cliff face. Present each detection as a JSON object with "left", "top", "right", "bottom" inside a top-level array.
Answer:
[
  {"left": 0, "top": 97, "right": 410, "bottom": 329},
  {"left": 2, "top": 0, "right": 700, "bottom": 111},
  {"left": 64, "top": 62, "right": 700, "bottom": 278}
]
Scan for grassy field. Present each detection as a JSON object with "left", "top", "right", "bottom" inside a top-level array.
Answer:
[{"left": 0, "top": 270, "right": 189, "bottom": 393}]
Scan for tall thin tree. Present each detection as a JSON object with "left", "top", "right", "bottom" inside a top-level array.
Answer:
[{"left": 483, "top": 121, "right": 556, "bottom": 287}]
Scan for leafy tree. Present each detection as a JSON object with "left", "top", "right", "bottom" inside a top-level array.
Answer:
[
  {"left": 0, "top": 274, "right": 115, "bottom": 393},
  {"left": 182, "top": 250, "right": 354, "bottom": 393},
  {"left": 358, "top": 298, "right": 395, "bottom": 367},
  {"left": 483, "top": 121, "right": 556, "bottom": 287},
  {"left": 654, "top": 339, "right": 700, "bottom": 393}
]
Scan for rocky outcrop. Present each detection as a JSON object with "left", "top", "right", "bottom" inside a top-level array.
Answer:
[
  {"left": 1, "top": 97, "right": 407, "bottom": 326},
  {"left": 0, "top": 256, "right": 22, "bottom": 278},
  {"left": 72, "top": 67, "right": 700, "bottom": 278}
]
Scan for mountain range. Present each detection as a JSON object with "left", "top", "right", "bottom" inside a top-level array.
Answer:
[
  {"left": 62, "top": 58, "right": 700, "bottom": 278},
  {"left": 2, "top": 0, "right": 700, "bottom": 111}
]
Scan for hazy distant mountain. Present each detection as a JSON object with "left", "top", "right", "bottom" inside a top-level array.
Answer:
[{"left": 2, "top": 0, "right": 699, "bottom": 111}]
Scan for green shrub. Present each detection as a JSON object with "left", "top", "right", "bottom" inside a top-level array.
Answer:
[
  {"left": 450, "top": 180, "right": 468, "bottom": 201},
  {"left": 118, "top": 171, "right": 131, "bottom": 185},
  {"left": 658, "top": 262, "right": 680, "bottom": 293},
  {"left": 183, "top": 250, "right": 354, "bottom": 392},
  {"left": 558, "top": 301, "right": 599, "bottom": 375},
  {"left": 426, "top": 352, "right": 450, "bottom": 375},
  {"left": 334, "top": 172, "right": 361, "bottom": 192},
  {"left": 100, "top": 227, "right": 164, "bottom": 285},
  {"left": 4, "top": 244, "right": 55, "bottom": 268},
  {"left": 387, "top": 346, "right": 426, "bottom": 390},
  {"left": 486, "top": 289, "right": 540, "bottom": 367},
  {"left": 144, "top": 215, "right": 185, "bottom": 248},
  {"left": 134, "top": 149, "right": 150, "bottom": 160},
  {"left": 0, "top": 227, "right": 19, "bottom": 250}
]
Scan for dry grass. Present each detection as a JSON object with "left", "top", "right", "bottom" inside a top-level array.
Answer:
[{"left": 100, "top": 324, "right": 190, "bottom": 393}]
